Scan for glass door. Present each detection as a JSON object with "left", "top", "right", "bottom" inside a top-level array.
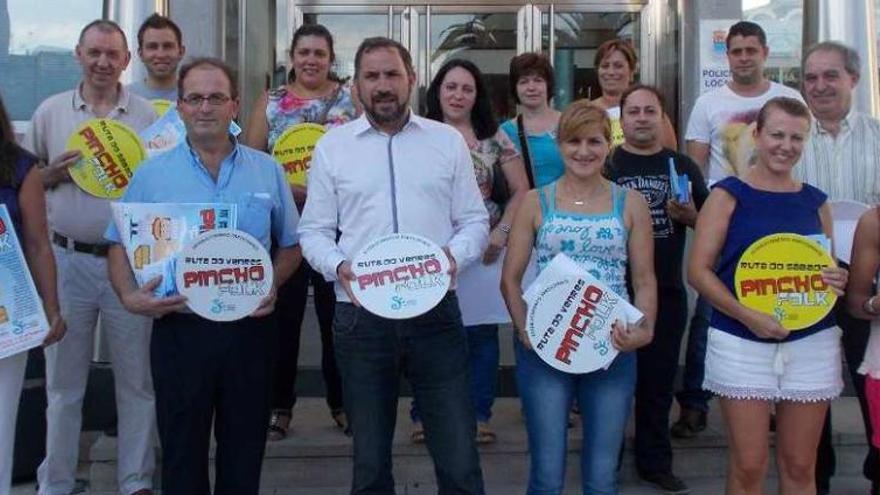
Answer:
[
  {"left": 543, "top": 7, "right": 642, "bottom": 109},
  {"left": 422, "top": 7, "right": 522, "bottom": 117}
]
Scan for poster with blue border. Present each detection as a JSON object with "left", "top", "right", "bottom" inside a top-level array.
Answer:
[
  {"left": 0, "top": 205, "right": 50, "bottom": 360},
  {"left": 111, "top": 203, "right": 238, "bottom": 297}
]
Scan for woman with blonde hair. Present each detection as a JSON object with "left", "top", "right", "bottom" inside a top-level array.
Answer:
[{"left": 501, "top": 100, "right": 656, "bottom": 494}]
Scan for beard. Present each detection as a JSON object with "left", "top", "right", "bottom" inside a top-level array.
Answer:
[{"left": 359, "top": 91, "right": 410, "bottom": 126}]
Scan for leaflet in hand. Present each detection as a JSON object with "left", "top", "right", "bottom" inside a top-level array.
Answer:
[
  {"left": 111, "top": 203, "right": 237, "bottom": 297},
  {"left": 0, "top": 205, "right": 50, "bottom": 360},
  {"left": 668, "top": 157, "right": 690, "bottom": 204},
  {"left": 523, "top": 253, "right": 643, "bottom": 374},
  {"left": 140, "top": 107, "right": 242, "bottom": 157}
]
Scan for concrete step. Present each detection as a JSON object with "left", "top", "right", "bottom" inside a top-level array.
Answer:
[{"left": 82, "top": 397, "right": 871, "bottom": 492}]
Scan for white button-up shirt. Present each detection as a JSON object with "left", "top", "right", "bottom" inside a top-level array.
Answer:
[
  {"left": 795, "top": 109, "right": 880, "bottom": 204},
  {"left": 298, "top": 112, "right": 489, "bottom": 302}
]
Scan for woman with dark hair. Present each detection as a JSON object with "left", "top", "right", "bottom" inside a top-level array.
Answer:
[
  {"left": 689, "top": 97, "right": 848, "bottom": 494},
  {"left": 591, "top": 39, "right": 677, "bottom": 149},
  {"left": 243, "top": 23, "right": 359, "bottom": 441},
  {"left": 0, "top": 96, "right": 65, "bottom": 494},
  {"left": 409, "top": 58, "right": 529, "bottom": 444},
  {"left": 500, "top": 52, "right": 564, "bottom": 188}
]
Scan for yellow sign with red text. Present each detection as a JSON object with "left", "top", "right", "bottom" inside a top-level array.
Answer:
[
  {"left": 65, "top": 119, "right": 147, "bottom": 199},
  {"left": 271, "top": 123, "right": 325, "bottom": 186},
  {"left": 734, "top": 233, "right": 836, "bottom": 331}
]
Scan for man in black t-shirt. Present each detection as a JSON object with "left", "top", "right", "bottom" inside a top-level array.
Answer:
[{"left": 606, "top": 84, "right": 709, "bottom": 495}]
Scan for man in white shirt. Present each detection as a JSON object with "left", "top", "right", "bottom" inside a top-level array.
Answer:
[
  {"left": 685, "top": 20, "right": 804, "bottom": 183},
  {"left": 796, "top": 41, "right": 880, "bottom": 495},
  {"left": 298, "top": 37, "right": 488, "bottom": 494},
  {"left": 672, "top": 21, "right": 804, "bottom": 440}
]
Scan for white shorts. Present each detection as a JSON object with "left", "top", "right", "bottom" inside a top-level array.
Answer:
[{"left": 703, "top": 326, "right": 843, "bottom": 402}]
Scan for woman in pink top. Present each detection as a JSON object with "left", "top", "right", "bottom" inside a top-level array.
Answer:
[{"left": 848, "top": 206, "right": 880, "bottom": 450}]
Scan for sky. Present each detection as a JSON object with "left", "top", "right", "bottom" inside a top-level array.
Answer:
[{"left": 7, "top": 0, "right": 101, "bottom": 54}]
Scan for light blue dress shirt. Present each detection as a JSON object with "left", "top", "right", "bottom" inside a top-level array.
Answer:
[{"left": 105, "top": 138, "right": 299, "bottom": 251}]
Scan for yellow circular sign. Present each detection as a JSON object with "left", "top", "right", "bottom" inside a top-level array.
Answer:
[
  {"left": 271, "top": 123, "right": 325, "bottom": 186},
  {"left": 734, "top": 233, "right": 837, "bottom": 331},
  {"left": 65, "top": 119, "right": 147, "bottom": 199},
  {"left": 151, "top": 99, "right": 173, "bottom": 117}
]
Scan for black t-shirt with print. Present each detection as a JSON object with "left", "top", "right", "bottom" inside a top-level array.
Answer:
[{"left": 606, "top": 147, "right": 709, "bottom": 289}]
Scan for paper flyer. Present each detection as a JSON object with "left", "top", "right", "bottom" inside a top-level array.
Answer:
[
  {"left": 65, "top": 118, "right": 147, "bottom": 199},
  {"left": 271, "top": 123, "right": 326, "bottom": 186},
  {"left": 111, "top": 203, "right": 237, "bottom": 297},
  {"left": 831, "top": 200, "right": 870, "bottom": 264},
  {"left": 349, "top": 233, "right": 452, "bottom": 319},
  {"left": 176, "top": 229, "right": 274, "bottom": 321},
  {"left": 0, "top": 205, "right": 50, "bottom": 360},
  {"left": 140, "top": 107, "right": 243, "bottom": 157},
  {"left": 734, "top": 232, "right": 837, "bottom": 330},
  {"left": 523, "top": 253, "right": 643, "bottom": 374}
]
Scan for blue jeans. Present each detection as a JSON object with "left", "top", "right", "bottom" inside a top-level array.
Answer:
[
  {"left": 675, "top": 295, "right": 713, "bottom": 413},
  {"left": 333, "top": 294, "right": 485, "bottom": 495},
  {"left": 411, "top": 324, "right": 500, "bottom": 424},
  {"left": 515, "top": 338, "right": 636, "bottom": 495}
]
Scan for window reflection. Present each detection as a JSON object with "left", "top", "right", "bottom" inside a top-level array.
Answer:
[
  {"left": 0, "top": 0, "right": 102, "bottom": 121},
  {"left": 743, "top": 0, "right": 803, "bottom": 89},
  {"left": 431, "top": 14, "right": 517, "bottom": 118},
  {"left": 545, "top": 12, "right": 640, "bottom": 109}
]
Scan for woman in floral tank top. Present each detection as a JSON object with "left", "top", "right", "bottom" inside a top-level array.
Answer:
[
  {"left": 502, "top": 100, "right": 657, "bottom": 494},
  {"left": 405, "top": 58, "right": 530, "bottom": 444},
  {"left": 243, "top": 24, "right": 359, "bottom": 441}
]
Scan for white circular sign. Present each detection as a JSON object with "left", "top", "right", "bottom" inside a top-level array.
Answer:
[
  {"left": 526, "top": 275, "right": 622, "bottom": 374},
  {"left": 350, "top": 233, "right": 451, "bottom": 319},
  {"left": 176, "top": 229, "right": 274, "bottom": 322}
]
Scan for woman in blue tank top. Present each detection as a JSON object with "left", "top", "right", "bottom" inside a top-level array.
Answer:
[
  {"left": 0, "top": 96, "right": 65, "bottom": 494},
  {"left": 688, "top": 97, "right": 849, "bottom": 494},
  {"left": 501, "top": 100, "right": 657, "bottom": 494}
]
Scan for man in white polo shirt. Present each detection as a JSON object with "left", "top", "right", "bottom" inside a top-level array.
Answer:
[
  {"left": 298, "top": 37, "right": 488, "bottom": 495},
  {"left": 23, "top": 19, "right": 157, "bottom": 495}
]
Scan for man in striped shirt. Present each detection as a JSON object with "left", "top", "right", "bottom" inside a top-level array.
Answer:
[{"left": 797, "top": 41, "right": 880, "bottom": 495}]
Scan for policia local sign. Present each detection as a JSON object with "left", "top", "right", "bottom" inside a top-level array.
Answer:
[{"left": 734, "top": 233, "right": 837, "bottom": 330}]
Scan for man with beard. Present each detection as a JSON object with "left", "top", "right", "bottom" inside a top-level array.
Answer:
[
  {"left": 795, "top": 41, "right": 880, "bottom": 495},
  {"left": 298, "top": 37, "right": 488, "bottom": 495},
  {"left": 606, "top": 85, "right": 709, "bottom": 495},
  {"left": 672, "top": 21, "right": 804, "bottom": 441},
  {"left": 129, "top": 14, "right": 185, "bottom": 102}
]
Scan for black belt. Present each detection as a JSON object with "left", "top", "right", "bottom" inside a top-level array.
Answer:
[{"left": 52, "top": 232, "right": 109, "bottom": 257}]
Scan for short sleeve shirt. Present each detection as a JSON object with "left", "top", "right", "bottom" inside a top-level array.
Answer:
[
  {"left": 685, "top": 82, "right": 804, "bottom": 184},
  {"left": 22, "top": 84, "right": 157, "bottom": 243}
]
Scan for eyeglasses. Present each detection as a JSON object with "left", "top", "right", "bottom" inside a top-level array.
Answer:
[{"left": 181, "top": 93, "right": 232, "bottom": 107}]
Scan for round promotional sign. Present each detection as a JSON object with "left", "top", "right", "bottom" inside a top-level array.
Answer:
[
  {"left": 151, "top": 99, "right": 174, "bottom": 117},
  {"left": 65, "top": 118, "right": 147, "bottom": 199},
  {"left": 176, "top": 229, "right": 274, "bottom": 322},
  {"left": 350, "top": 233, "right": 451, "bottom": 319},
  {"left": 734, "top": 233, "right": 837, "bottom": 331},
  {"left": 526, "top": 276, "right": 622, "bottom": 374},
  {"left": 271, "top": 123, "right": 325, "bottom": 186}
]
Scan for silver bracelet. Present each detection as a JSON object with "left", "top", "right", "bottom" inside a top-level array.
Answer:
[{"left": 864, "top": 296, "right": 879, "bottom": 316}]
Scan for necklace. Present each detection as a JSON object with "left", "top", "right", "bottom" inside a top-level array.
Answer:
[{"left": 560, "top": 179, "right": 607, "bottom": 206}]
